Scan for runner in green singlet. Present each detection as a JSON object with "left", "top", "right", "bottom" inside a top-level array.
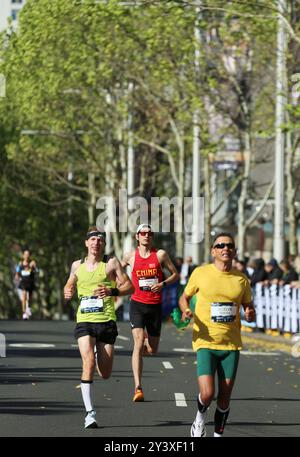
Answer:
[{"left": 64, "top": 226, "right": 134, "bottom": 429}]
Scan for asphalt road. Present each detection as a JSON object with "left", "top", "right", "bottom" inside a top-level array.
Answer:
[{"left": 0, "top": 319, "right": 299, "bottom": 439}]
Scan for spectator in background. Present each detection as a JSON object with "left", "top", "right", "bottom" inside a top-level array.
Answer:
[
  {"left": 235, "top": 259, "right": 250, "bottom": 279},
  {"left": 179, "top": 256, "right": 197, "bottom": 289},
  {"left": 279, "top": 259, "right": 299, "bottom": 285},
  {"left": 250, "top": 258, "right": 267, "bottom": 288},
  {"left": 264, "top": 258, "right": 283, "bottom": 285},
  {"left": 177, "top": 256, "right": 197, "bottom": 311},
  {"left": 174, "top": 257, "right": 183, "bottom": 274},
  {"left": 246, "top": 257, "right": 256, "bottom": 280},
  {"left": 288, "top": 254, "right": 300, "bottom": 275}
]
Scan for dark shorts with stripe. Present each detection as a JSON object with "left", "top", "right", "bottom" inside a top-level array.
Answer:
[
  {"left": 129, "top": 299, "right": 162, "bottom": 337},
  {"left": 74, "top": 320, "right": 118, "bottom": 345}
]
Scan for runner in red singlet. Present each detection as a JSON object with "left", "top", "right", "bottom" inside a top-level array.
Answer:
[{"left": 122, "top": 224, "right": 179, "bottom": 402}]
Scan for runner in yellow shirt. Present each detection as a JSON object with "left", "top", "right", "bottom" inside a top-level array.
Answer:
[
  {"left": 179, "top": 232, "right": 255, "bottom": 437},
  {"left": 64, "top": 226, "right": 134, "bottom": 429}
]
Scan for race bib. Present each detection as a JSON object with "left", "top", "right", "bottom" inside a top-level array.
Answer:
[
  {"left": 21, "top": 270, "right": 31, "bottom": 277},
  {"left": 80, "top": 296, "right": 103, "bottom": 314},
  {"left": 138, "top": 277, "right": 158, "bottom": 291},
  {"left": 211, "top": 302, "right": 237, "bottom": 323}
]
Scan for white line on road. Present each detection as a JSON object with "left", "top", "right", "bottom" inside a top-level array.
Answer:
[
  {"left": 9, "top": 343, "right": 56, "bottom": 348},
  {"left": 71, "top": 344, "right": 124, "bottom": 349},
  {"left": 117, "top": 335, "right": 130, "bottom": 341},
  {"left": 175, "top": 393, "right": 187, "bottom": 407},
  {"left": 173, "top": 348, "right": 193, "bottom": 353},
  {"left": 241, "top": 351, "right": 281, "bottom": 356},
  {"left": 162, "top": 361, "right": 173, "bottom": 369}
]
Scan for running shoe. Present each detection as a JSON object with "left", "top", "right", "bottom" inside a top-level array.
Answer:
[
  {"left": 26, "top": 307, "right": 32, "bottom": 317},
  {"left": 22, "top": 313, "right": 28, "bottom": 320},
  {"left": 84, "top": 410, "right": 98, "bottom": 429},
  {"left": 133, "top": 387, "right": 144, "bottom": 402},
  {"left": 190, "top": 419, "right": 207, "bottom": 437}
]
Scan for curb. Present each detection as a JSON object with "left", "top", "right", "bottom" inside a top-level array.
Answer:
[{"left": 241, "top": 329, "right": 299, "bottom": 346}]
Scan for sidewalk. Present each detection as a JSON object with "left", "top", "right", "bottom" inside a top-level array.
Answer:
[{"left": 241, "top": 327, "right": 299, "bottom": 346}]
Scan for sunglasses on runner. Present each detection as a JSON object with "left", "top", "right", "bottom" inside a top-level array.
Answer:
[
  {"left": 213, "top": 243, "right": 235, "bottom": 249},
  {"left": 139, "top": 231, "right": 153, "bottom": 237}
]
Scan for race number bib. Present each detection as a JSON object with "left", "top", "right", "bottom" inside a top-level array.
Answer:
[
  {"left": 21, "top": 270, "right": 31, "bottom": 277},
  {"left": 138, "top": 277, "right": 158, "bottom": 291},
  {"left": 80, "top": 296, "right": 103, "bottom": 314},
  {"left": 211, "top": 302, "right": 237, "bottom": 323}
]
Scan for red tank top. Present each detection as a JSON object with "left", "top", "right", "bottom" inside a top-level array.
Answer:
[{"left": 131, "top": 248, "right": 163, "bottom": 305}]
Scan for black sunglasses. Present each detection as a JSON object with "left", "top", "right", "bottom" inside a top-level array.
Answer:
[{"left": 213, "top": 243, "right": 235, "bottom": 250}]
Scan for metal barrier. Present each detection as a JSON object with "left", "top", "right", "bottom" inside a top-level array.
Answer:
[{"left": 254, "top": 283, "right": 300, "bottom": 333}]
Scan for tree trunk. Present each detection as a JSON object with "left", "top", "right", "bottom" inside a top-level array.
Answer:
[
  {"left": 237, "top": 132, "right": 251, "bottom": 259},
  {"left": 204, "top": 154, "right": 211, "bottom": 263},
  {"left": 88, "top": 172, "right": 96, "bottom": 226},
  {"left": 286, "top": 129, "right": 297, "bottom": 255}
]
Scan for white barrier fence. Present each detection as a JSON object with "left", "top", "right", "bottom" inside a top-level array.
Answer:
[{"left": 253, "top": 283, "right": 300, "bottom": 333}]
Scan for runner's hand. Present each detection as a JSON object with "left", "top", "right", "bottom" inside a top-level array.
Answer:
[
  {"left": 94, "top": 284, "right": 111, "bottom": 298},
  {"left": 64, "top": 283, "right": 74, "bottom": 301},
  {"left": 150, "top": 283, "right": 163, "bottom": 293},
  {"left": 182, "top": 308, "right": 193, "bottom": 321}
]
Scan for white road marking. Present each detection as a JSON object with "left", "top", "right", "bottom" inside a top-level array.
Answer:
[
  {"left": 175, "top": 393, "right": 187, "bottom": 407},
  {"left": 71, "top": 344, "right": 124, "bottom": 349},
  {"left": 9, "top": 343, "right": 55, "bottom": 348},
  {"left": 162, "top": 361, "right": 173, "bottom": 369},
  {"left": 117, "top": 335, "right": 130, "bottom": 341},
  {"left": 241, "top": 351, "right": 281, "bottom": 356},
  {"left": 173, "top": 348, "right": 193, "bottom": 353}
]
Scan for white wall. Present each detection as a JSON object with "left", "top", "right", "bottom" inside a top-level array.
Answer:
[{"left": 0, "top": 0, "right": 26, "bottom": 32}]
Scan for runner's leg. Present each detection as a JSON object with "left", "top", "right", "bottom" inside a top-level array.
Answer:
[
  {"left": 132, "top": 327, "right": 145, "bottom": 389},
  {"left": 78, "top": 335, "right": 96, "bottom": 414},
  {"left": 214, "top": 378, "right": 234, "bottom": 436},
  {"left": 95, "top": 341, "right": 114, "bottom": 379}
]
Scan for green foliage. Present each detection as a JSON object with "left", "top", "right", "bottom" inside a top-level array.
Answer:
[{"left": 0, "top": 0, "right": 297, "bottom": 316}]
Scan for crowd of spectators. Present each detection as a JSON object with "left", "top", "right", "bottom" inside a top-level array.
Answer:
[{"left": 232, "top": 254, "right": 300, "bottom": 288}]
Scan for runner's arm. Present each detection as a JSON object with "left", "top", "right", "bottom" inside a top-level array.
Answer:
[
  {"left": 94, "top": 257, "right": 134, "bottom": 298},
  {"left": 63, "top": 260, "right": 79, "bottom": 301},
  {"left": 150, "top": 250, "right": 179, "bottom": 293},
  {"left": 121, "top": 251, "right": 132, "bottom": 268},
  {"left": 179, "top": 292, "right": 194, "bottom": 320}
]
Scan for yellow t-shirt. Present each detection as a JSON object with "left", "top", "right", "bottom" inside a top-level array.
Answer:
[
  {"left": 76, "top": 260, "right": 116, "bottom": 323},
  {"left": 185, "top": 263, "right": 252, "bottom": 351}
]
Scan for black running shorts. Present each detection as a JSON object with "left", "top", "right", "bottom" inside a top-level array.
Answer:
[
  {"left": 74, "top": 320, "right": 118, "bottom": 345},
  {"left": 129, "top": 299, "right": 162, "bottom": 337}
]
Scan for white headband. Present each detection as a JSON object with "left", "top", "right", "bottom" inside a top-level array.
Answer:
[{"left": 136, "top": 224, "right": 152, "bottom": 234}]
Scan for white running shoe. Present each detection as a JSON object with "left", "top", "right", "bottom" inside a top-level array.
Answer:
[
  {"left": 84, "top": 410, "right": 98, "bottom": 429},
  {"left": 22, "top": 313, "right": 29, "bottom": 320},
  {"left": 191, "top": 419, "right": 207, "bottom": 437},
  {"left": 26, "top": 307, "right": 32, "bottom": 317}
]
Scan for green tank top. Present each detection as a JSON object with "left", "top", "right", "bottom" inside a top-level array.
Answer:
[{"left": 76, "top": 259, "right": 116, "bottom": 323}]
